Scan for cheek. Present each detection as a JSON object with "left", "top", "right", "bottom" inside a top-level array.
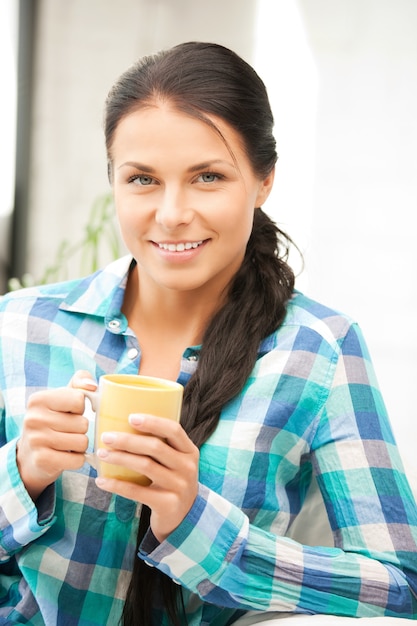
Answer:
[
  {"left": 216, "top": 187, "right": 256, "bottom": 223},
  {"left": 219, "top": 208, "right": 254, "bottom": 251},
  {"left": 115, "top": 203, "right": 145, "bottom": 246},
  {"left": 115, "top": 192, "right": 145, "bottom": 224}
]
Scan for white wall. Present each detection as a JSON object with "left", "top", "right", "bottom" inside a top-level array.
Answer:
[
  {"left": 26, "top": 0, "right": 258, "bottom": 281},
  {"left": 24, "top": 0, "right": 416, "bottom": 467},
  {"left": 305, "top": 0, "right": 417, "bottom": 470},
  {"left": 255, "top": 0, "right": 417, "bottom": 468}
]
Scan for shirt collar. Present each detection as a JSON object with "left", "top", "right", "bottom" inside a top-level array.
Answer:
[
  {"left": 58, "top": 254, "right": 285, "bottom": 353},
  {"left": 58, "top": 255, "right": 134, "bottom": 319}
]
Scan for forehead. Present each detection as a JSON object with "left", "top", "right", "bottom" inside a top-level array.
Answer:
[{"left": 111, "top": 103, "right": 247, "bottom": 164}]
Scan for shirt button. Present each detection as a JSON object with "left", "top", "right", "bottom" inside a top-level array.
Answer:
[
  {"left": 188, "top": 355, "right": 198, "bottom": 362},
  {"left": 108, "top": 319, "right": 121, "bottom": 330},
  {"left": 144, "top": 560, "right": 154, "bottom": 567},
  {"left": 127, "top": 348, "right": 138, "bottom": 359}
]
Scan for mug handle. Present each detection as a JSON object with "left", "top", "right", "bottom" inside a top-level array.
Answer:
[{"left": 82, "top": 388, "right": 99, "bottom": 470}]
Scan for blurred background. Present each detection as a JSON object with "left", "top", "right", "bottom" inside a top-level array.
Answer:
[{"left": 1, "top": 0, "right": 416, "bottom": 468}]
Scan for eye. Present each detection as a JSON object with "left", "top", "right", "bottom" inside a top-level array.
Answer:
[
  {"left": 197, "top": 172, "right": 221, "bottom": 183},
  {"left": 128, "top": 174, "right": 156, "bottom": 186}
]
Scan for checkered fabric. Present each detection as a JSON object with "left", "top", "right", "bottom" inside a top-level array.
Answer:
[{"left": 1, "top": 256, "right": 416, "bottom": 625}]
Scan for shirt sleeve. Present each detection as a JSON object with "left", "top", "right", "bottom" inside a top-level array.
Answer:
[
  {"left": 138, "top": 323, "right": 417, "bottom": 618},
  {"left": 0, "top": 432, "right": 56, "bottom": 563}
]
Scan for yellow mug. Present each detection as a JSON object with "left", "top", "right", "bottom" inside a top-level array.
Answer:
[{"left": 84, "top": 374, "right": 183, "bottom": 484}]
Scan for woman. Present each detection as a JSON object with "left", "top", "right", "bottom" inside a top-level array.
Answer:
[{"left": 1, "top": 42, "right": 416, "bottom": 626}]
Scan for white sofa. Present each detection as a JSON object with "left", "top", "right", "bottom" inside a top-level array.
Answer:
[
  {"left": 233, "top": 458, "right": 417, "bottom": 625},
  {"left": 233, "top": 613, "right": 408, "bottom": 625}
]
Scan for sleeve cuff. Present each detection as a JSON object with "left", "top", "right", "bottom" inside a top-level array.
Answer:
[
  {"left": 138, "top": 483, "right": 248, "bottom": 591},
  {"left": 0, "top": 439, "right": 56, "bottom": 558}
]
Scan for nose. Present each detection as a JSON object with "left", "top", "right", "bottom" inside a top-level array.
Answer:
[{"left": 155, "top": 185, "right": 193, "bottom": 230}]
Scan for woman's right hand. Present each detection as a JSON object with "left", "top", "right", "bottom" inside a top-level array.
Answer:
[{"left": 16, "top": 371, "right": 96, "bottom": 502}]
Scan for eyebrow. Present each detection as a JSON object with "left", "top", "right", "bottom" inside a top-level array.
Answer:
[
  {"left": 118, "top": 159, "right": 234, "bottom": 172},
  {"left": 188, "top": 159, "right": 234, "bottom": 173}
]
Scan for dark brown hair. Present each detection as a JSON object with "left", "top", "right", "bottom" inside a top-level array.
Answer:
[{"left": 104, "top": 41, "right": 295, "bottom": 625}]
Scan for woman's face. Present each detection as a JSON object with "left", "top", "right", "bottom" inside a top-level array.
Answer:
[{"left": 110, "top": 104, "right": 274, "bottom": 298}]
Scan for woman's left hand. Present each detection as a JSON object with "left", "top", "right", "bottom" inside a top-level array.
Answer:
[{"left": 95, "top": 413, "right": 199, "bottom": 542}]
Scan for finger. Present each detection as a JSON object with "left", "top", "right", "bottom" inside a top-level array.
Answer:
[
  {"left": 95, "top": 473, "right": 179, "bottom": 507},
  {"left": 98, "top": 433, "right": 194, "bottom": 477},
  {"left": 34, "top": 448, "right": 89, "bottom": 475},
  {"left": 128, "top": 414, "right": 196, "bottom": 453},
  {"left": 47, "top": 415, "right": 90, "bottom": 436},
  {"left": 70, "top": 370, "right": 98, "bottom": 390},
  {"left": 28, "top": 387, "right": 87, "bottom": 416},
  {"left": 95, "top": 475, "right": 152, "bottom": 503},
  {"left": 95, "top": 475, "right": 197, "bottom": 540},
  {"left": 96, "top": 435, "right": 198, "bottom": 494},
  {"left": 96, "top": 446, "right": 174, "bottom": 484},
  {"left": 26, "top": 391, "right": 89, "bottom": 436},
  {"left": 100, "top": 430, "right": 171, "bottom": 458},
  {"left": 55, "top": 433, "right": 89, "bottom": 453},
  {"left": 27, "top": 427, "right": 89, "bottom": 453}
]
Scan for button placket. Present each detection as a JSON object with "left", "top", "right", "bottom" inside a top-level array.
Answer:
[{"left": 127, "top": 347, "right": 139, "bottom": 359}]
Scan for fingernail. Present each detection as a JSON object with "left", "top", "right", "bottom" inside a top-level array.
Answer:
[
  {"left": 81, "top": 378, "right": 98, "bottom": 389},
  {"left": 96, "top": 477, "right": 107, "bottom": 488},
  {"left": 97, "top": 448, "right": 109, "bottom": 459},
  {"left": 129, "top": 414, "right": 144, "bottom": 425},
  {"left": 101, "top": 432, "right": 116, "bottom": 444}
]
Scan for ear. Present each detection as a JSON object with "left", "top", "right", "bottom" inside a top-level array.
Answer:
[{"left": 255, "top": 167, "right": 275, "bottom": 207}]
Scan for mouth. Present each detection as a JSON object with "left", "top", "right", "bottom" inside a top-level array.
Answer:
[{"left": 156, "top": 240, "right": 204, "bottom": 252}]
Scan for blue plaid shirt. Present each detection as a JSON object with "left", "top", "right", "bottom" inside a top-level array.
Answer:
[{"left": 1, "top": 256, "right": 416, "bottom": 625}]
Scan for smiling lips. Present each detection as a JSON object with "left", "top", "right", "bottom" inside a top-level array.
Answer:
[{"left": 157, "top": 240, "right": 204, "bottom": 252}]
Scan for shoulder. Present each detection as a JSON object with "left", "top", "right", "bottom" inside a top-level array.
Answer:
[
  {"left": 0, "top": 255, "right": 132, "bottom": 318},
  {"left": 253, "top": 293, "right": 374, "bottom": 415},
  {"left": 0, "top": 277, "right": 82, "bottom": 315},
  {"left": 286, "top": 291, "right": 356, "bottom": 342},
  {"left": 260, "top": 291, "right": 365, "bottom": 361}
]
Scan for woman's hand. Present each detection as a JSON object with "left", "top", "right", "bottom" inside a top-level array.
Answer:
[
  {"left": 16, "top": 370, "right": 96, "bottom": 502},
  {"left": 95, "top": 413, "right": 200, "bottom": 542}
]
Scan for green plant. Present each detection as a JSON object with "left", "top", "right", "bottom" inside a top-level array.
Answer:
[{"left": 8, "top": 192, "right": 122, "bottom": 290}]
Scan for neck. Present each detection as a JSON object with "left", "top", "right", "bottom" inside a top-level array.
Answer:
[{"left": 122, "top": 265, "right": 226, "bottom": 346}]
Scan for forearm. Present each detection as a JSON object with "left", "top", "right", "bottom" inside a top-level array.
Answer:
[{"left": 139, "top": 483, "right": 417, "bottom": 618}]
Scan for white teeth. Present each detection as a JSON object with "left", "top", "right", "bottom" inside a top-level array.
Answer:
[{"left": 158, "top": 241, "right": 203, "bottom": 252}]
